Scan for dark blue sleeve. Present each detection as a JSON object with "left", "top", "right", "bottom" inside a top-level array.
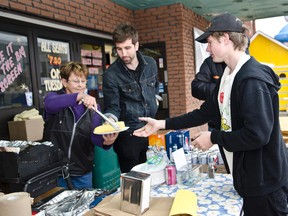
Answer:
[{"left": 191, "top": 57, "right": 224, "bottom": 100}]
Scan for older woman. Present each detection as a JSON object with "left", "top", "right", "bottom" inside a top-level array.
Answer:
[{"left": 43, "top": 61, "right": 118, "bottom": 189}]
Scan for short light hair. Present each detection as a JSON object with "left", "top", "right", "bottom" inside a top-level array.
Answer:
[
  {"left": 212, "top": 27, "right": 249, "bottom": 52},
  {"left": 60, "top": 61, "right": 88, "bottom": 80}
]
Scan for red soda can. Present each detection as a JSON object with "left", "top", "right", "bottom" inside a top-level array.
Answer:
[{"left": 165, "top": 164, "right": 177, "bottom": 185}]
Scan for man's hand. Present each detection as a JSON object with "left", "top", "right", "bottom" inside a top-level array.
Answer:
[
  {"left": 133, "top": 117, "right": 165, "bottom": 137},
  {"left": 191, "top": 131, "right": 213, "bottom": 151}
]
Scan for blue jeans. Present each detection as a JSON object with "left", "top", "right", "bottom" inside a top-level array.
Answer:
[{"left": 58, "top": 172, "right": 92, "bottom": 189}]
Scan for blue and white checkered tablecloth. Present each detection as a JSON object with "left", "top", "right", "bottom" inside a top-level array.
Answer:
[{"left": 150, "top": 173, "right": 243, "bottom": 216}]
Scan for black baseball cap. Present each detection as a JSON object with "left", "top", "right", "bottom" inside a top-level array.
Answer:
[{"left": 196, "top": 13, "right": 244, "bottom": 43}]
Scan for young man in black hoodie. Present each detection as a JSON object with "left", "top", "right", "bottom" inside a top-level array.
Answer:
[{"left": 134, "top": 13, "right": 288, "bottom": 216}]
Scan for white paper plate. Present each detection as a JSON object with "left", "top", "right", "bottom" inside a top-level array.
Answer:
[{"left": 93, "top": 126, "right": 129, "bottom": 135}]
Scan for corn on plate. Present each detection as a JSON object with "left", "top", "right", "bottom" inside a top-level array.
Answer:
[{"left": 93, "top": 121, "right": 128, "bottom": 134}]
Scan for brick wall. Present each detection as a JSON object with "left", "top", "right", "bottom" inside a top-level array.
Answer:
[
  {"left": 0, "top": 0, "right": 134, "bottom": 32},
  {"left": 134, "top": 4, "right": 209, "bottom": 134},
  {"left": 0, "top": 0, "right": 210, "bottom": 134}
]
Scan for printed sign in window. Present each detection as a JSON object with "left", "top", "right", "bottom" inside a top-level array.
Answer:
[
  {"left": 37, "top": 38, "right": 70, "bottom": 105},
  {"left": 0, "top": 31, "right": 32, "bottom": 109}
]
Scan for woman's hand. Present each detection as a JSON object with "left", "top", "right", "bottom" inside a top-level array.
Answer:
[
  {"left": 103, "top": 132, "right": 119, "bottom": 145},
  {"left": 78, "top": 93, "right": 97, "bottom": 110},
  {"left": 133, "top": 117, "right": 166, "bottom": 137}
]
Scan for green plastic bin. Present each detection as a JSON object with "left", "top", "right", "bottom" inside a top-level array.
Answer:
[{"left": 92, "top": 146, "right": 121, "bottom": 190}]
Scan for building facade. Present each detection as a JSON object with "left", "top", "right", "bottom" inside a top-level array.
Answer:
[{"left": 0, "top": 0, "right": 231, "bottom": 139}]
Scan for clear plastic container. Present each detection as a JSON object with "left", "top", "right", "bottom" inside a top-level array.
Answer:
[{"left": 146, "top": 146, "right": 155, "bottom": 164}]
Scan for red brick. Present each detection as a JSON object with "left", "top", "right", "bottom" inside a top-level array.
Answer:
[
  {"left": 1, "top": 0, "right": 248, "bottom": 134},
  {"left": 26, "top": 6, "right": 40, "bottom": 15}
]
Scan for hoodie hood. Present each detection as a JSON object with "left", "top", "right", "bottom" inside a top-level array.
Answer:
[{"left": 237, "top": 57, "right": 281, "bottom": 91}]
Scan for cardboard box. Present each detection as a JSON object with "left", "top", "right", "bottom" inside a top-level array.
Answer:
[
  {"left": 166, "top": 130, "right": 190, "bottom": 159},
  {"left": 8, "top": 118, "right": 44, "bottom": 141},
  {"left": 148, "top": 130, "right": 171, "bottom": 149},
  {"left": 85, "top": 195, "right": 174, "bottom": 216},
  {"left": 202, "top": 164, "right": 227, "bottom": 174}
]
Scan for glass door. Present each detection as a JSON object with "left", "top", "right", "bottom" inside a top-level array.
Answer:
[
  {"left": 140, "top": 42, "right": 169, "bottom": 119},
  {"left": 80, "top": 43, "right": 103, "bottom": 99},
  {"left": 36, "top": 37, "right": 70, "bottom": 109}
]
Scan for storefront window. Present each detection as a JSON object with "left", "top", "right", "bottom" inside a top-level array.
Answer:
[
  {"left": 0, "top": 31, "right": 32, "bottom": 109},
  {"left": 80, "top": 43, "right": 103, "bottom": 98},
  {"left": 37, "top": 38, "right": 70, "bottom": 105}
]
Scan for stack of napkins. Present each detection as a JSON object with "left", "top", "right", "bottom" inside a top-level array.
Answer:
[{"left": 169, "top": 190, "right": 197, "bottom": 216}]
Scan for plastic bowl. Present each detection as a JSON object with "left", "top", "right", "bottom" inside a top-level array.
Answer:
[{"left": 132, "top": 162, "right": 166, "bottom": 186}]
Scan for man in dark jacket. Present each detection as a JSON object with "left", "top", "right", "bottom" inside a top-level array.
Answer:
[
  {"left": 103, "top": 23, "right": 159, "bottom": 173},
  {"left": 134, "top": 13, "right": 288, "bottom": 216},
  {"left": 192, "top": 56, "right": 226, "bottom": 100},
  {"left": 191, "top": 56, "right": 226, "bottom": 130}
]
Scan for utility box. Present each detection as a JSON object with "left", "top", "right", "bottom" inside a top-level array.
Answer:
[
  {"left": 8, "top": 118, "right": 44, "bottom": 141},
  {"left": 148, "top": 130, "right": 171, "bottom": 149},
  {"left": 166, "top": 130, "right": 190, "bottom": 160}
]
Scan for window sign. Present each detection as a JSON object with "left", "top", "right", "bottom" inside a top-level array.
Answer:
[
  {"left": 0, "top": 31, "right": 32, "bottom": 109},
  {"left": 37, "top": 38, "right": 70, "bottom": 104},
  {"left": 80, "top": 43, "right": 103, "bottom": 98}
]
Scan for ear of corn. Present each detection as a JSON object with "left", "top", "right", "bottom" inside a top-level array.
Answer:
[
  {"left": 13, "top": 108, "right": 42, "bottom": 121},
  {"left": 94, "top": 121, "right": 125, "bottom": 134}
]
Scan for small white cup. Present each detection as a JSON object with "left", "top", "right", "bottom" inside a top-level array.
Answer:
[{"left": 25, "top": 92, "right": 33, "bottom": 106}]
